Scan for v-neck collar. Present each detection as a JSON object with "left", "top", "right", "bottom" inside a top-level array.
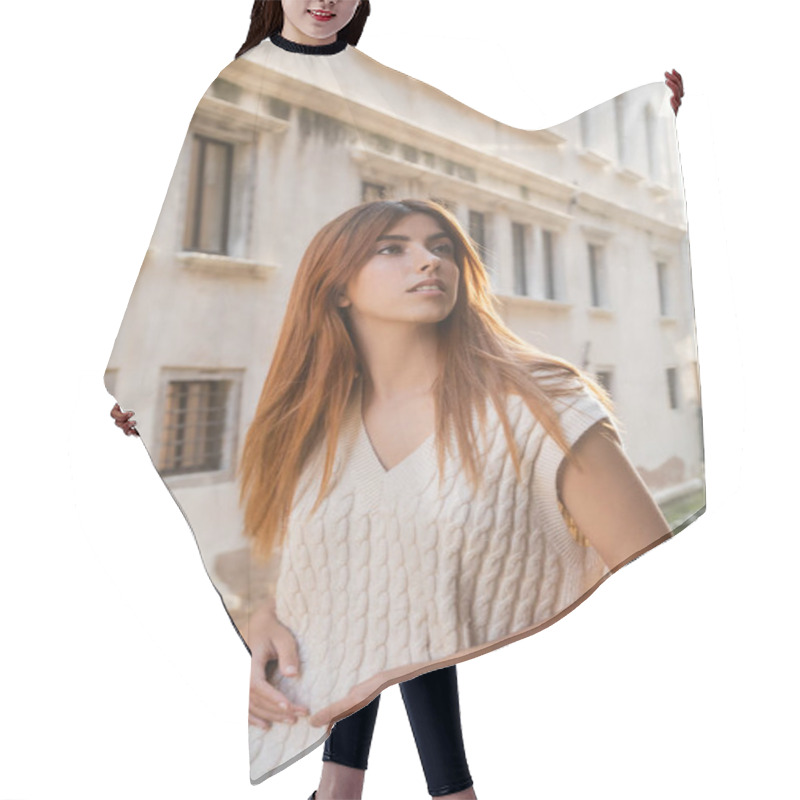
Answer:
[{"left": 357, "top": 379, "right": 436, "bottom": 478}]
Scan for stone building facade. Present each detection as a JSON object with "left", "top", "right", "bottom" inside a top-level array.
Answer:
[{"left": 106, "top": 46, "right": 703, "bottom": 619}]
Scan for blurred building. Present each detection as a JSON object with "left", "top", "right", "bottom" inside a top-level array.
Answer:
[{"left": 106, "top": 47, "right": 703, "bottom": 618}]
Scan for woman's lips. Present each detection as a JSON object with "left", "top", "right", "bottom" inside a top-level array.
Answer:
[{"left": 307, "top": 9, "right": 335, "bottom": 21}]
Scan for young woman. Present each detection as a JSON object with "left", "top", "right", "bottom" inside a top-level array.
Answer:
[
  {"left": 108, "top": 3, "right": 685, "bottom": 797},
  {"left": 238, "top": 197, "right": 672, "bottom": 797}
]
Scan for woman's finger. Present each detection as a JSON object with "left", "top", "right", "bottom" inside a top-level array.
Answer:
[
  {"left": 664, "top": 70, "right": 683, "bottom": 96},
  {"left": 271, "top": 627, "right": 302, "bottom": 680},
  {"left": 250, "top": 670, "right": 308, "bottom": 716},
  {"left": 249, "top": 689, "right": 304, "bottom": 724},
  {"left": 250, "top": 697, "right": 298, "bottom": 723},
  {"left": 251, "top": 687, "right": 307, "bottom": 719},
  {"left": 665, "top": 78, "right": 681, "bottom": 100}
]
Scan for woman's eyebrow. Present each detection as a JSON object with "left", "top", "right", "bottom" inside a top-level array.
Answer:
[{"left": 375, "top": 232, "right": 452, "bottom": 243}]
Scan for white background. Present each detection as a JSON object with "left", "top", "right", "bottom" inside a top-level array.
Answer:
[{"left": 1, "top": 1, "right": 797, "bottom": 798}]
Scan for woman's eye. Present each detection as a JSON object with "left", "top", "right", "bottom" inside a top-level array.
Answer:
[
  {"left": 434, "top": 243, "right": 454, "bottom": 256},
  {"left": 377, "top": 244, "right": 402, "bottom": 255}
]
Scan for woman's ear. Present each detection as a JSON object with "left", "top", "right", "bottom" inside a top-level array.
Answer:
[{"left": 336, "top": 293, "right": 351, "bottom": 308}]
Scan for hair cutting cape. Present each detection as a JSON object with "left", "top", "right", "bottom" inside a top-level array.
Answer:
[{"left": 105, "top": 36, "right": 704, "bottom": 784}]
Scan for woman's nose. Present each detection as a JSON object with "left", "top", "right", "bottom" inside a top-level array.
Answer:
[{"left": 413, "top": 246, "right": 441, "bottom": 270}]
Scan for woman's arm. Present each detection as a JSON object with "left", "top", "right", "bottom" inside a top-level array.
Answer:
[{"left": 557, "top": 421, "right": 671, "bottom": 569}]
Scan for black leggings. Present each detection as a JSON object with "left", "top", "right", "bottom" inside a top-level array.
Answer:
[{"left": 322, "top": 665, "right": 473, "bottom": 797}]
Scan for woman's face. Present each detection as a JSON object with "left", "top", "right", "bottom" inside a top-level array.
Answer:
[
  {"left": 280, "top": 0, "right": 361, "bottom": 46},
  {"left": 338, "top": 213, "right": 461, "bottom": 328}
]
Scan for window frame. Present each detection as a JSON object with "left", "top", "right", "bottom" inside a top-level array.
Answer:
[
  {"left": 468, "top": 208, "right": 489, "bottom": 265},
  {"left": 155, "top": 368, "right": 244, "bottom": 487},
  {"left": 666, "top": 366, "right": 680, "bottom": 410},
  {"left": 656, "top": 260, "right": 672, "bottom": 317},
  {"left": 511, "top": 221, "right": 529, "bottom": 296},
  {"left": 587, "top": 242, "right": 608, "bottom": 308},
  {"left": 183, "top": 133, "right": 235, "bottom": 256},
  {"left": 541, "top": 228, "right": 558, "bottom": 301}
]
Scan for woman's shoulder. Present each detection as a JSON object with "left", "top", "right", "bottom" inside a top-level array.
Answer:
[{"left": 500, "top": 367, "right": 612, "bottom": 445}]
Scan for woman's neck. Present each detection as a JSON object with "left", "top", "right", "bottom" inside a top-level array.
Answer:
[
  {"left": 270, "top": 31, "right": 348, "bottom": 55},
  {"left": 355, "top": 326, "right": 442, "bottom": 403}
]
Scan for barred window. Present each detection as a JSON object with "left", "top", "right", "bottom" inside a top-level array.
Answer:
[
  {"left": 183, "top": 134, "right": 234, "bottom": 254},
  {"left": 159, "top": 379, "right": 231, "bottom": 476}
]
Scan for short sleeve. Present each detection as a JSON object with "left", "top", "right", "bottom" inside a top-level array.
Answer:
[{"left": 532, "top": 387, "right": 616, "bottom": 559}]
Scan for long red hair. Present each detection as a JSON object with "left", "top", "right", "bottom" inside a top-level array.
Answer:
[{"left": 239, "top": 200, "right": 615, "bottom": 560}]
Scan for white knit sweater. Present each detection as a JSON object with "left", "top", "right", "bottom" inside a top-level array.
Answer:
[{"left": 249, "top": 377, "right": 614, "bottom": 781}]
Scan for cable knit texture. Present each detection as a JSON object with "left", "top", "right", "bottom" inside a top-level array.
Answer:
[{"left": 249, "top": 377, "right": 614, "bottom": 781}]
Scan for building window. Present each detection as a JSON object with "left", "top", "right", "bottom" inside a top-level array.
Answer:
[
  {"left": 183, "top": 134, "right": 234, "bottom": 255},
  {"left": 511, "top": 222, "right": 528, "bottom": 296},
  {"left": 656, "top": 261, "right": 671, "bottom": 316},
  {"left": 666, "top": 367, "right": 679, "bottom": 410},
  {"left": 401, "top": 144, "right": 419, "bottom": 163},
  {"left": 362, "top": 181, "right": 389, "bottom": 202},
  {"left": 469, "top": 210, "right": 487, "bottom": 263},
  {"left": 267, "top": 96, "right": 291, "bottom": 121},
  {"left": 595, "top": 369, "right": 613, "bottom": 397},
  {"left": 588, "top": 243, "right": 607, "bottom": 307},
  {"left": 159, "top": 378, "right": 233, "bottom": 476},
  {"left": 542, "top": 229, "right": 557, "bottom": 300}
]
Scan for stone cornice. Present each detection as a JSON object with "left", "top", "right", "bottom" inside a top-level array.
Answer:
[
  {"left": 176, "top": 252, "right": 278, "bottom": 279},
  {"left": 575, "top": 191, "right": 686, "bottom": 239},
  {"left": 220, "top": 56, "right": 687, "bottom": 239},
  {"left": 350, "top": 146, "right": 573, "bottom": 228}
]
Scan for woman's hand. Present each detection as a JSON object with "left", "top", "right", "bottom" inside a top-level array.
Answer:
[
  {"left": 665, "top": 69, "right": 684, "bottom": 116},
  {"left": 247, "top": 600, "right": 310, "bottom": 730},
  {"left": 110, "top": 403, "right": 139, "bottom": 437},
  {"left": 558, "top": 421, "right": 671, "bottom": 570}
]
